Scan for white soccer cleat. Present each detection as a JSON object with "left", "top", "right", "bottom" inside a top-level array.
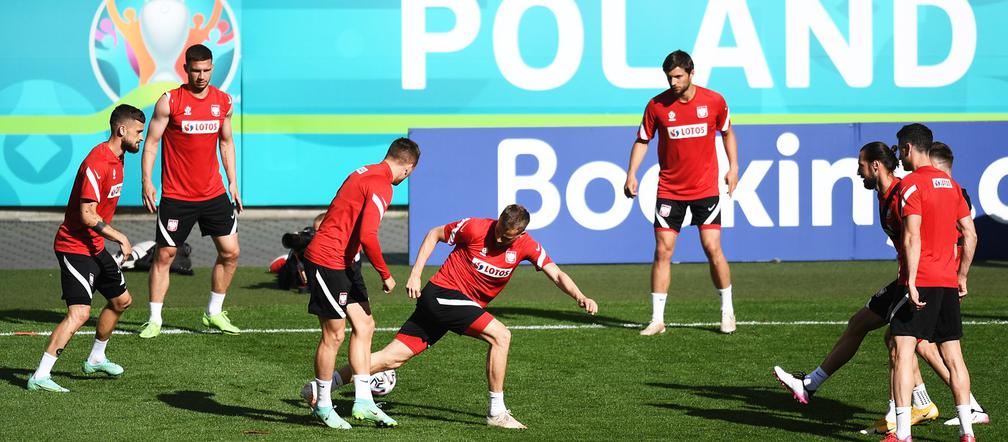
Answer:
[
  {"left": 639, "top": 321, "right": 666, "bottom": 336},
  {"left": 773, "top": 366, "right": 811, "bottom": 404},
  {"left": 944, "top": 410, "right": 990, "bottom": 426},
  {"left": 300, "top": 381, "right": 317, "bottom": 408},
  {"left": 720, "top": 311, "right": 736, "bottom": 334},
  {"left": 487, "top": 410, "right": 527, "bottom": 429}
]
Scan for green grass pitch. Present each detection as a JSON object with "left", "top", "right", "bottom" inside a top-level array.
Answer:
[{"left": 1, "top": 261, "right": 1005, "bottom": 441}]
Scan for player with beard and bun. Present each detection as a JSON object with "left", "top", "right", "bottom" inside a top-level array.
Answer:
[
  {"left": 624, "top": 50, "right": 739, "bottom": 336},
  {"left": 139, "top": 44, "right": 242, "bottom": 338},
  {"left": 27, "top": 105, "right": 145, "bottom": 393},
  {"left": 887, "top": 127, "right": 979, "bottom": 442}
]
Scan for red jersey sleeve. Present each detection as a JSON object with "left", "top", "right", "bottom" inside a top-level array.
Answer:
[
  {"left": 715, "top": 93, "right": 731, "bottom": 132},
  {"left": 443, "top": 218, "right": 473, "bottom": 246},
  {"left": 358, "top": 177, "right": 392, "bottom": 280},
  {"left": 524, "top": 237, "right": 553, "bottom": 271},
  {"left": 637, "top": 100, "right": 657, "bottom": 141},
  {"left": 956, "top": 187, "right": 971, "bottom": 220},
  {"left": 901, "top": 179, "right": 924, "bottom": 218},
  {"left": 80, "top": 162, "right": 103, "bottom": 203}
]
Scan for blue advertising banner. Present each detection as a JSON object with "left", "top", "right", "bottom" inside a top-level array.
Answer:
[{"left": 408, "top": 123, "right": 1008, "bottom": 264}]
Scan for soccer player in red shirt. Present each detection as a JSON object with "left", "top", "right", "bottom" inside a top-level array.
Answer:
[
  {"left": 888, "top": 125, "right": 978, "bottom": 442},
  {"left": 305, "top": 205, "right": 598, "bottom": 429},
  {"left": 303, "top": 138, "right": 419, "bottom": 429},
  {"left": 623, "top": 50, "right": 739, "bottom": 335},
  {"left": 27, "top": 105, "right": 145, "bottom": 392},
  {"left": 139, "top": 44, "right": 241, "bottom": 337}
]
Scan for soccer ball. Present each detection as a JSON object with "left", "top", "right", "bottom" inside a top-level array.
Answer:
[{"left": 370, "top": 369, "right": 397, "bottom": 396}]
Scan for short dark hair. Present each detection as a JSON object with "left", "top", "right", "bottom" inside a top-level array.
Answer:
[
  {"left": 498, "top": 204, "right": 530, "bottom": 232},
  {"left": 385, "top": 137, "right": 420, "bottom": 165},
  {"left": 109, "top": 104, "right": 145, "bottom": 132},
  {"left": 929, "top": 141, "right": 954, "bottom": 167},
  {"left": 860, "top": 141, "right": 899, "bottom": 173},
  {"left": 185, "top": 44, "right": 213, "bottom": 65},
  {"left": 662, "top": 50, "right": 694, "bottom": 74},
  {"left": 896, "top": 123, "right": 933, "bottom": 153}
]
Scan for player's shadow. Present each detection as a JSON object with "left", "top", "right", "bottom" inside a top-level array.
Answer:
[
  {"left": 158, "top": 390, "right": 315, "bottom": 425},
  {"left": 0, "top": 367, "right": 92, "bottom": 389},
  {"left": 0, "top": 308, "right": 203, "bottom": 334},
  {"left": 323, "top": 394, "right": 486, "bottom": 426},
  {"left": 646, "top": 382, "right": 873, "bottom": 441},
  {"left": 488, "top": 306, "right": 631, "bottom": 328}
]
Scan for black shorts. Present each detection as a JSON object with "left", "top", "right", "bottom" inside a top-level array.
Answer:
[
  {"left": 864, "top": 280, "right": 906, "bottom": 320},
  {"left": 654, "top": 196, "right": 722, "bottom": 232},
  {"left": 890, "top": 287, "right": 963, "bottom": 343},
  {"left": 155, "top": 193, "right": 237, "bottom": 247},
  {"left": 55, "top": 250, "right": 126, "bottom": 306},
  {"left": 305, "top": 258, "right": 368, "bottom": 319},
  {"left": 395, "top": 282, "right": 495, "bottom": 355}
]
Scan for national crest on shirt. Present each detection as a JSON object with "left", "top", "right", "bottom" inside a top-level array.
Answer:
[
  {"left": 211, "top": 104, "right": 221, "bottom": 117},
  {"left": 696, "top": 105, "right": 709, "bottom": 118},
  {"left": 505, "top": 250, "right": 517, "bottom": 264}
]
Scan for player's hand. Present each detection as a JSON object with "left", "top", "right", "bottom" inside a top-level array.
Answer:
[
  {"left": 382, "top": 276, "right": 396, "bottom": 294},
  {"left": 406, "top": 274, "right": 422, "bottom": 299},
  {"left": 908, "top": 285, "right": 926, "bottom": 310},
  {"left": 624, "top": 175, "right": 638, "bottom": 198},
  {"left": 958, "top": 275, "right": 969, "bottom": 300},
  {"left": 119, "top": 238, "right": 133, "bottom": 262},
  {"left": 578, "top": 297, "right": 598, "bottom": 315},
  {"left": 229, "top": 182, "right": 244, "bottom": 214},
  {"left": 724, "top": 167, "right": 739, "bottom": 196},
  {"left": 142, "top": 180, "right": 158, "bottom": 213}
]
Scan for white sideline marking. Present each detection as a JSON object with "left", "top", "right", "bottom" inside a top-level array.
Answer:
[{"left": 2, "top": 320, "right": 1007, "bottom": 337}]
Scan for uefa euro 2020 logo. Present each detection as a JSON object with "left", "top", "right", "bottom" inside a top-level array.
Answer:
[{"left": 89, "top": 0, "right": 240, "bottom": 101}]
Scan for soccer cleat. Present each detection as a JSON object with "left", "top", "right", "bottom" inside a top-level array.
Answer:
[
  {"left": 960, "top": 434, "right": 976, "bottom": 442},
  {"left": 314, "top": 405, "right": 352, "bottom": 429},
  {"left": 138, "top": 321, "right": 161, "bottom": 339},
  {"left": 879, "top": 433, "right": 911, "bottom": 442},
  {"left": 352, "top": 400, "right": 398, "bottom": 427},
  {"left": 720, "top": 311, "right": 736, "bottom": 334},
  {"left": 202, "top": 311, "right": 241, "bottom": 335},
  {"left": 26, "top": 376, "right": 69, "bottom": 393},
  {"left": 82, "top": 359, "right": 124, "bottom": 377},
  {"left": 944, "top": 410, "right": 991, "bottom": 426},
  {"left": 911, "top": 403, "right": 939, "bottom": 425},
  {"left": 487, "top": 410, "right": 527, "bottom": 429},
  {"left": 860, "top": 416, "right": 895, "bottom": 435},
  {"left": 639, "top": 321, "right": 666, "bottom": 336},
  {"left": 772, "top": 366, "right": 811, "bottom": 404}
]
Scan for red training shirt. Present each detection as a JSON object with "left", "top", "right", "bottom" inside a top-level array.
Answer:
[
  {"left": 429, "top": 217, "right": 553, "bottom": 307},
  {"left": 900, "top": 166, "right": 970, "bottom": 288},
  {"left": 54, "top": 142, "right": 124, "bottom": 255},
  {"left": 160, "top": 85, "right": 231, "bottom": 201},
  {"left": 637, "top": 85, "right": 730, "bottom": 200},
  {"left": 305, "top": 162, "right": 393, "bottom": 280},
  {"left": 878, "top": 178, "right": 908, "bottom": 284}
]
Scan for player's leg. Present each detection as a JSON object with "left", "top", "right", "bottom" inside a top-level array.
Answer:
[
  {"left": 201, "top": 195, "right": 241, "bottom": 334},
  {"left": 84, "top": 251, "right": 132, "bottom": 377},
  {"left": 891, "top": 335, "right": 919, "bottom": 441},
  {"left": 335, "top": 339, "right": 417, "bottom": 387},
  {"left": 888, "top": 288, "right": 943, "bottom": 441},
  {"left": 774, "top": 307, "right": 885, "bottom": 404},
  {"left": 698, "top": 227, "right": 734, "bottom": 333},
  {"left": 345, "top": 302, "right": 397, "bottom": 427},
  {"left": 314, "top": 316, "right": 352, "bottom": 429},
  {"left": 643, "top": 199, "right": 686, "bottom": 336},
  {"left": 143, "top": 198, "right": 196, "bottom": 338},
  {"left": 475, "top": 318, "right": 526, "bottom": 429},
  {"left": 906, "top": 341, "right": 940, "bottom": 425},
  {"left": 933, "top": 288, "right": 979, "bottom": 439}
]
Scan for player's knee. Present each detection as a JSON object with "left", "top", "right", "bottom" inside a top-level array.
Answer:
[
  {"left": 353, "top": 315, "right": 375, "bottom": 336},
  {"left": 156, "top": 247, "right": 177, "bottom": 264},
  {"left": 66, "top": 306, "right": 90, "bottom": 324},
  {"left": 219, "top": 245, "right": 240, "bottom": 262},
  {"left": 491, "top": 328, "right": 512, "bottom": 348},
  {"left": 111, "top": 293, "right": 132, "bottom": 312},
  {"left": 322, "top": 330, "right": 344, "bottom": 347},
  {"left": 653, "top": 247, "right": 673, "bottom": 262}
]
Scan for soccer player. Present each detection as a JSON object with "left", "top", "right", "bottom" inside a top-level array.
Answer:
[
  {"left": 887, "top": 132, "right": 978, "bottom": 442},
  {"left": 139, "top": 44, "right": 241, "bottom": 337},
  {"left": 304, "top": 138, "right": 420, "bottom": 429},
  {"left": 307, "top": 204, "right": 598, "bottom": 429},
  {"left": 624, "top": 50, "right": 739, "bottom": 335},
  {"left": 27, "top": 105, "right": 145, "bottom": 392}
]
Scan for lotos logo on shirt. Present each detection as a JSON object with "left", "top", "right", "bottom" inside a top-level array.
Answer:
[
  {"left": 107, "top": 183, "right": 123, "bottom": 198},
  {"left": 667, "top": 123, "right": 707, "bottom": 140},
  {"left": 181, "top": 120, "right": 221, "bottom": 134},
  {"left": 471, "top": 257, "right": 513, "bottom": 278},
  {"left": 932, "top": 178, "right": 953, "bottom": 189}
]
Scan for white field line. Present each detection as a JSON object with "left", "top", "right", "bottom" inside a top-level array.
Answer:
[{"left": 2, "top": 320, "right": 1007, "bottom": 337}]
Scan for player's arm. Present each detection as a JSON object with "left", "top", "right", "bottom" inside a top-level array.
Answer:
[
  {"left": 406, "top": 225, "right": 447, "bottom": 299},
  {"left": 141, "top": 94, "right": 170, "bottom": 213},
  {"left": 956, "top": 214, "right": 977, "bottom": 298},
  {"left": 219, "top": 106, "right": 242, "bottom": 213},
  {"left": 80, "top": 201, "right": 132, "bottom": 260},
  {"left": 902, "top": 214, "right": 924, "bottom": 308},
  {"left": 358, "top": 185, "right": 393, "bottom": 292},
  {"left": 541, "top": 262, "right": 598, "bottom": 315},
  {"left": 624, "top": 139, "right": 649, "bottom": 198},
  {"left": 720, "top": 125, "right": 739, "bottom": 196}
]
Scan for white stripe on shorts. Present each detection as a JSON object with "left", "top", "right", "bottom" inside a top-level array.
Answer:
[
  {"left": 436, "top": 297, "right": 482, "bottom": 308},
  {"left": 63, "top": 256, "right": 93, "bottom": 299},
  {"left": 316, "top": 269, "right": 347, "bottom": 318}
]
